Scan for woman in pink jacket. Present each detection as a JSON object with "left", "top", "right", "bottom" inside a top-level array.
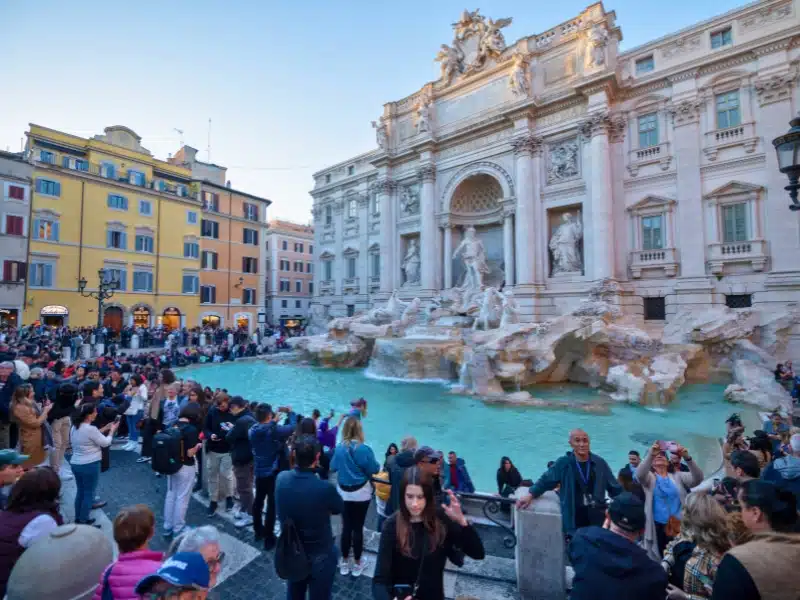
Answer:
[{"left": 92, "top": 505, "right": 163, "bottom": 600}]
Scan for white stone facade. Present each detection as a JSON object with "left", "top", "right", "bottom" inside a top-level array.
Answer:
[
  {"left": 0, "top": 151, "right": 32, "bottom": 327},
  {"left": 310, "top": 0, "right": 800, "bottom": 323}
]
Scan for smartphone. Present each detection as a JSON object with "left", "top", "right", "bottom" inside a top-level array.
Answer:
[
  {"left": 659, "top": 440, "right": 678, "bottom": 452},
  {"left": 392, "top": 584, "right": 413, "bottom": 599},
  {"left": 114, "top": 415, "right": 122, "bottom": 423}
]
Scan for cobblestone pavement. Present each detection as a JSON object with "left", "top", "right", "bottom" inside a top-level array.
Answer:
[{"left": 99, "top": 449, "right": 373, "bottom": 600}]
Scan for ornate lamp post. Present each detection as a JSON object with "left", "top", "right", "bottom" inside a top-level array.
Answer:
[
  {"left": 771, "top": 113, "right": 800, "bottom": 211},
  {"left": 78, "top": 268, "right": 120, "bottom": 329}
]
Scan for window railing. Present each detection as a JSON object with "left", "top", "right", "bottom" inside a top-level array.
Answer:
[
  {"left": 628, "top": 141, "right": 672, "bottom": 176},
  {"left": 703, "top": 122, "right": 757, "bottom": 160},
  {"left": 629, "top": 248, "right": 678, "bottom": 278},
  {"left": 707, "top": 239, "right": 767, "bottom": 274}
]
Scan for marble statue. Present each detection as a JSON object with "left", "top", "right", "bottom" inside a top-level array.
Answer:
[
  {"left": 549, "top": 212, "right": 584, "bottom": 275},
  {"left": 508, "top": 53, "right": 529, "bottom": 96},
  {"left": 587, "top": 24, "right": 609, "bottom": 68},
  {"left": 306, "top": 304, "right": 330, "bottom": 336},
  {"left": 453, "top": 226, "right": 489, "bottom": 292},
  {"left": 350, "top": 289, "right": 408, "bottom": 325},
  {"left": 398, "top": 297, "right": 422, "bottom": 327},
  {"left": 452, "top": 9, "right": 483, "bottom": 40},
  {"left": 372, "top": 120, "right": 388, "bottom": 150},
  {"left": 415, "top": 99, "right": 431, "bottom": 134},
  {"left": 401, "top": 239, "right": 421, "bottom": 286},
  {"left": 547, "top": 139, "right": 580, "bottom": 183},
  {"left": 435, "top": 43, "right": 464, "bottom": 84},
  {"left": 500, "top": 289, "right": 520, "bottom": 328},
  {"left": 478, "top": 17, "right": 513, "bottom": 59},
  {"left": 400, "top": 187, "right": 420, "bottom": 216},
  {"left": 473, "top": 287, "right": 502, "bottom": 331}
]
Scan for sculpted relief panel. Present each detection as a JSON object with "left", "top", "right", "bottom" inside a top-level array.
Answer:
[{"left": 546, "top": 137, "right": 581, "bottom": 184}]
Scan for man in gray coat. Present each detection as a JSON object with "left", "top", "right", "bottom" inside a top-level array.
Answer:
[{"left": 517, "top": 429, "right": 622, "bottom": 536}]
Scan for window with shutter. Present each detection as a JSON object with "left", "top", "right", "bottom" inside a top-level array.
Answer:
[
  {"left": 641, "top": 215, "right": 663, "bottom": 250},
  {"left": 722, "top": 203, "right": 748, "bottom": 242},
  {"left": 8, "top": 186, "right": 25, "bottom": 200},
  {"left": 5, "top": 215, "right": 24, "bottom": 236},
  {"left": 35, "top": 179, "right": 60, "bottom": 197}
]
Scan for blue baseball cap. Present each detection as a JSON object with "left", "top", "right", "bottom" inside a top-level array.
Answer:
[{"left": 135, "top": 552, "right": 210, "bottom": 594}]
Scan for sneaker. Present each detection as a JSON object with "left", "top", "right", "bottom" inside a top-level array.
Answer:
[
  {"left": 207, "top": 502, "right": 218, "bottom": 517},
  {"left": 234, "top": 515, "right": 253, "bottom": 528},
  {"left": 339, "top": 558, "right": 351, "bottom": 576},
  {"left": 225, "top": 497, "right": 234, "bottom": 512},
  {"left": 351, "top": 558, "right": 366, "bottom": 577},
  {"left": 136, "top": 456, "right": 151, "bottom": 463}
]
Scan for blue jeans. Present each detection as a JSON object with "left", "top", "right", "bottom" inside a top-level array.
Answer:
[
  {"left": 286, "top": 549, "right": 337, "bottom": 600},
  {"left": 72, "top": 460, "right": 101, "bottom": 522},
  {"left": 126, "top": 411, "right": 143, "bottom": 442}
]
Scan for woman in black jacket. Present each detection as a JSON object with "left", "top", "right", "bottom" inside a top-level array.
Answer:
[
  {"left": 372, "top": 467, "right": 484, "bottom": 600},
  {"left": 497, "top": 456, "right": 523, "bottom": 496}
]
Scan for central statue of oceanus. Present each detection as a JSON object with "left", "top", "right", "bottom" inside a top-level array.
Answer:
[{"left": 452, "top": 226, "right": 489, "bottom": 293}]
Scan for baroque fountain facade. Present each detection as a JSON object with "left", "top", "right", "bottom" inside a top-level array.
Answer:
[{"left": 299, "top": 3, "right": 800, "bottom": 412}]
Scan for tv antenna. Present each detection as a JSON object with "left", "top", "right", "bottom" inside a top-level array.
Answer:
[
  {"left": 206, "top": 118, "right": 212, "bottom": 162},
  {"left": 174, "top": 128, "right": 184, "bottom": 147}
]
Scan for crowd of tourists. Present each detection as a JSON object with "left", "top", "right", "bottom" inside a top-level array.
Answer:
[{"left": 2, "top": 321, "right": 800, "bottom": 599}]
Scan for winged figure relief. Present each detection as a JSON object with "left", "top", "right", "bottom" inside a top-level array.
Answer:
[
  {"left": 435, "top": 43, "right": 464, "bottom": 84},
  {"left": 479, "top": 17, "right": 512, "bottom": 57},
  {"left": 452, "top": 8, "right": 482, "bottom": 40}
]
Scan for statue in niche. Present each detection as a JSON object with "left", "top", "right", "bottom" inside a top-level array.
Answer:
[
  {"left": 415, "top": 98, "right": 432, "bottom": 134},
  {"left": 401, "top": 238, "right": 421, "bottom": 286},
  {"left": 508, "top": 53, "right": 530, "bottom": 97},
  {"left": 453, "top": 226, "right": 489, "bottom": 292},
  {"left": 435, "top": 43, "right": 464, "bottom": 84},
  {"left": 372, "top": 120, "right": 388, "bottom": 150},
  {"left": 499, "top": 289, "right": 520, "bottom": 328},
  {"left": 587, "top": 24, "right": 609, "bottom": 68},
  {"left": 549, "top": 212, "right": 584, "bottom": 275},
  {"left": 547, "top": 140, "right": 580, "bottom": 183},
  {"left": 400, "top": 187, "right": 420, "bottom": 216}
]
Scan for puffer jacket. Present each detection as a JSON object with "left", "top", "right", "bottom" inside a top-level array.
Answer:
[{"left": 91, "top": 550, "right": 164, "bottom": 600}]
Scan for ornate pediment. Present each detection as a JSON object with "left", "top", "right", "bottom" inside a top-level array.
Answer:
[
  {"left": 318, "top": 250, "right": 335, "bottom": 260},
  {"left": 704, "top": 181, "right": 763, "bottom": 199},
  {"left": 435, "top": 9, "right": 513, "bottom": 86},
  {"left": 627, "top": 195, "right": 676, "bottom": 212}
]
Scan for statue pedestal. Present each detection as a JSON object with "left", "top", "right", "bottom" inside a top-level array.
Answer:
[
  {"left": 95, "top": 343, "right": 105, "bottom": 357},
  {"left": 62, "top": 347, "right": 71, "bottom": 362},
  {"left": 80, "top": 344, "right": 91, "bottom": 359},
  {"left": 131, "top": 334, "right": 140, "bottom": 350},
  {"left": 200, "top": 334, "right": 207, "bottom": 347},
  {"left": 227, "top": 334, "right": 234, "bottom": 346}
]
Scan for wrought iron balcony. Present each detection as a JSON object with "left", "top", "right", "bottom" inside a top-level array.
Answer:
[
  {"left": 630, "top": 247, "right": 678, "bottom": 278},
  {"left": 707, "top": 239, "right": 768, "bottom": 274}
]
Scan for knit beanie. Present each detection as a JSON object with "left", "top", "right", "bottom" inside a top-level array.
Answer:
[{"left": 6, "top": 524, "right": 114, "bottom": 600}]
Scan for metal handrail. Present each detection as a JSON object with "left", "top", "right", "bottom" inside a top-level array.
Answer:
[{"left": 371, "top": 476, "right": 518, "bottom": 549}]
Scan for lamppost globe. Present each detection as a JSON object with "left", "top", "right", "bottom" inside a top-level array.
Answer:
[
  {"left": 771, "top": 113, "right": 800, "bottom": 211},
  {"left": 78, "top": 277, "right": 87, "bottom": 292}
]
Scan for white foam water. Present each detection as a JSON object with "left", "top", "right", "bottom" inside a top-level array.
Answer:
[{"left": 362, "top": 368, "right": 451, "bottom": 386}]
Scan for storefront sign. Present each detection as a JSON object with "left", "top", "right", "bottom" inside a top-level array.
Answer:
[
  {"left": 257, "top": 312, "right": 266, "bottom": 323},
  {"left": 163, "top": 307, "right": 181, "bottom": 316},
  {"left": 133, "top": 308, "right": 150, "bottom": 317},
  {"left": 41, "top": 305, "right": 69, "bottom": 316}
]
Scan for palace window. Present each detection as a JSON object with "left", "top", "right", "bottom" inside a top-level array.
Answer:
[
  {"left": 39, "top": 150, "right": 55, "bottom": 164},
  {"left": 106, "top": 229, "right": 128, "bottom": 250},
  {"left": 325, "top": 206, "right": 332, "bottom": 225},
  {"left": 371, "top": 253, "right": 380, "bottom": 278},
  {"left": 282, "top": 240, "right": 288, "bottom": 251},
  {"left": 347, "top": 198, "right": 357, "bottom": 219},
  {"left": 643, "top": 297, "right": 666, "bottom": 321},
  {"left": 35, "top": 179, "right": 60, "bottom": 197},
  {"left": 132, "top": 271, "right": 154, "bottom": 293},
  {"left": 29, "top": 262, "right": 54, "bottom": 288},
  {"left": 637, "top": 113, "right": 658, "bottom": 148},
  {"left": 280, "top": 278, "right": 290, "bottom": 292},
  {"left": 202, "top": 250, "right": 218, "bottom": 270},
  {"left": 2, "top": 261, "right": 26, "bottom": 283},
  {"left": 184, "top": 240, "right": 199, "bottom": 259},
  {"left": 641, "top": 215, "right": 663, "bottom": 250},
  {"left": 308, "top": 282, "right": 314, "bottom": 295},
  {"left": 107, "top": 194, "right": 128, "bottom": 211},
  {"left": 243, "top": 228, "right": 259, "bottom": 245},
  {"left": 201, "top": 219, "right": 219, "bottom": 239},
  {"left": 294, "top": 242, "right": 304, "bottom": 253},
  {"left": 135, "top": 234, "right": 154, "bottom": 253},
  {"left": 347, "top": 305, "right": 355, "bottom": 317},
  {"left": 371, "top": 194, "right": 380, "bottom": 216},
  {"left": 295, "top": 280, "right": 302, "bottom": 293},
  {"left": 243, "top": 288, "right": 256, "bottom": 305},
  {"left": 325, "top": 174, "right": 331, "bottom": 184},
  {"left": 722, "top": 202, "right": 748, "bottom": 243},
  {"left": 242, "top": 257, "right": 258, "bottom": 274},
  {"left": 346, "top": 257, "right": 356, "bottom": 279},
  {"left": 200, "top": 285, "right": 216, "bottom": 304},
  {"left": 635, "top": 56, "right": 654, "bottom": 74},
  {"left": 182, "top": 273, "right": 199, "bottom": 294},
  {"left": 139, "top": 199, "right": 152, "bottom": 216},
  {"left": 33, "top": 216, "right": 59, "bottom": 241},
  {"left": 128, "top": 170, "right": 145, "bottom": 186},
  {"left": 7, "top": 185, "right": 25, "bottom": 201},
  {"left": 186, "top": 210, "right": 198, "bottom": 225},
  {"left": 3, "top": 215, "right": 24, "bottom": 236},
  {"left": 710, "top": 27, "right": 732, "bottom": 50},
  {"left": 281, "top": 299, "right": 288, "bottom": 308},
  {"left": 103, "top": 268, "right": 127, "bottom": 291},
  {"left": 725, "top": 294, "right": 752, "bottom": 309},
  {"left": 306, "top": 263, "right": 313, "bottom": 274},
  {"left": 202, "top": 191, "right": 219, "bottom": 211},
  {"left": 243, "top": 202, "right": 259, "bottom": 221},
  {"left": 309, "top": 244, "right": 313, "bottom": 255},
  {"left": 348, "top": 165, "right": 355, "bottom": 176},
  {"left": 324, "top": 260, "right": 332, "bottom": 281},
  {"left": 716, "top": 91, "right": 741, "bottom": 129},
  {"left": 296, "top": 300, "right": 302, "bottom": 309},
  {"left": 100, "top": 162, "right": 116, "bottom": 179}
]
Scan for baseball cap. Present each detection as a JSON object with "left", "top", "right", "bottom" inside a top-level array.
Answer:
[
  {"left": 0, "top": 449, "right": 29, "bottom": 467},
  {"left": 608, "top": 492, "right": 646, "bottom": 533},
  {"left": 414, "top": 446, "right": 443, "bottom": 464},
  {"left": 135, "top": 552, "right": 210, "bottom": 594}
]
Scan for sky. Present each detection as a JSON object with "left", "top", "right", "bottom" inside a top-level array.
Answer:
[{"left": 1, "top": 0, "right": 745, "bottom": 223}]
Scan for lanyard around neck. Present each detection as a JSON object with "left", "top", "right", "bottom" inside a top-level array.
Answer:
[{"left": 574, "top": 455, "right": 591, "bottom": 487}]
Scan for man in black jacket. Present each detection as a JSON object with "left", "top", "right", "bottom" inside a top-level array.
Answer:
[
  {"left": 569, "top": 492, "right": 667, "bottom": 600},
  {"left": 0, "top": 362, "right": 23, "bottom": 449},
  {"left": 226, "top": 395, "right": 256, "bottom": 528},
  {"left": 276, "top": 434, "right": 343, "bottom": 599},
  {"left": 203, "top": 394, "right": 236, "bottom": 515},
  {"left": 386, "top": 436, "right": 419, "bottom": 517}
]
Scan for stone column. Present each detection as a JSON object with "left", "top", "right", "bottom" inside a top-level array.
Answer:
[
  {"left": 669, "top": 99, "right": 707, "bottom": 277},
  {"left": 511, "top": 135, "right": 541, "bottom": 288},
  {"left": 358, "top": 193, "right": 370, "bottom": 297},
  {"left": 418, "top": 164, "right": 437, "bottom": 295},
  {"left": 581, "top": 111, "right": 615, "bottom": 280},
  {"left": 756, "top": 72, "right": 799, "bottom": 273},
  {"left": 443, "top": 223, "right": 453, "bottom": 289},
  {"left": 377, "top": 179, "right": 395, "bottom": 297},
  {"left": 503, "top": 207, "right": 515, "bottom": 287},
  {"left": 333, "top": 198, "right": 345, "bottom": 299}
]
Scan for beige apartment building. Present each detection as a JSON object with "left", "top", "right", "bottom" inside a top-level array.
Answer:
[{"left": 265, "top": 219, "right": 314, "bottom": 330}]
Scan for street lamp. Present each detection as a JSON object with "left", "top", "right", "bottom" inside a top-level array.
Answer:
[
  {"left": 78, "top": 268, "right": 120, "bottom": 329},
  {"left": 771, "top": 113, "right": 800, "bottom": 211}
]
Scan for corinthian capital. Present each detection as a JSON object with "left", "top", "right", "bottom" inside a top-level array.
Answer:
[
  {"left": 579, "top": 111, "right": 612, "bottom": 139},
  {"left": 754, "top": 71, "right": 797, "bottom": 107},
  {"left": 417, "top": 163, "right": 436, "bottom": 182},
  {"left": 609, "top": 114, "right": 627, "bottom": 144},
  {"left": 373, "top": 178, "right": 396, "bottom": 195},
  {"left": 510, "top": 134, "right": 543, "bottom": 157},
  {"left": 668, "top": 99, "right": 703, "bottom": 128}
]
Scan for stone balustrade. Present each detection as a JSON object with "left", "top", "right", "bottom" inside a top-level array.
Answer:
[
  {"left": 630, "top": 247, "right": 679, "bottom": 278},
  {"left": 707, "top": 239, "right": 768, "bottom": 274},
  {"left": 627, "top": 141, "right": 672, "bottom": 176},
  {"left": 703, "top": 122, "right": 758, "bottom": 160}
]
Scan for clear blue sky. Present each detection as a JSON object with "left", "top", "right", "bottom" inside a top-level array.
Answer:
[{"left": 0, "top": 0, "right": 744, "bottom": 223}]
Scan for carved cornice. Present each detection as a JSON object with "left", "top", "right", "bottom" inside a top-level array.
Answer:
[
  {"left": 356, "top": 193, "right": 370, "bottom": 208},
  {"left": 510, "top": 134, "right": 544, "bottom": 157},
  {"left": 579, "top": 111, "right": 612, "bottom": 139},
  {"left": 667, "top": 69, "right": 698, "bottom": 84},
  {"left": 754, "top": 70, "right": 797, "bottom": 107},
  {"left": 373, "top": 178, "right": 396, "bottom": 195},
  {"left": 609, "top": 114, "right": 627, "bottom": 143},
  {"left": 698, "top": 53, "right": 756, "bottom": 76},
  {"left": 502, "top": 203, "right": 516, "bottom": 218},
  {"left": 417, "top": 164, "right": 436, "bottom": 182},
  {"left": 332, "top": 200, "right": 344, "bottom": 215},
  {"left": 751, "top": 38, "right": 792, "bottom": 57},
  {"left": 667, "top": 99, "right": 703, "bottom": 128}
]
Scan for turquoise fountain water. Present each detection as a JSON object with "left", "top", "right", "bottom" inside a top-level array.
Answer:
[{"left": 179, "top": 362, "right": 754, "bottom": 492}]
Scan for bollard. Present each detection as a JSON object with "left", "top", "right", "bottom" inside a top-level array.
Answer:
[
  {"left": 514, "top": 491, "right": 566, "bottom": 600},
  {"left": 62, "top": 347, "right": 71, "bottom": 363},
  {"left": 131, "top": 334, "right": 140, "bottom": 350},
  {"left": 80, "top": 344, "right": 91, "bottom": 359},
  {"left": 200, "top": 333, "right": 207, "bottom": 347}
]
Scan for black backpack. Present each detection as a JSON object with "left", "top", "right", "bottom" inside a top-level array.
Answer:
[
  {"left": 151, "top": 425, "right": 185, "bottom": 475},
  {"left": 274, "top": 518, "right": 310, "bottom": 582}
]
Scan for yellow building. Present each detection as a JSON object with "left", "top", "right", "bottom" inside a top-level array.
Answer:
[{"left": 23, "top": 124, "right": 203, "bottom": 329}]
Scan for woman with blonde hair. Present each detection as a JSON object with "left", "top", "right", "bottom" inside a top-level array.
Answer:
[
  {"left": 330, "top": 416, "right": 379, "bottom": 577},
  {"left": 663, "top": 492, "right": 732, "bottom": 599},
  {"left": 11, "top": 384, "right": 52, "bottom": 469}
]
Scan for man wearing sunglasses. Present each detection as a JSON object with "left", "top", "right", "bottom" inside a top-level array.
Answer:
[{"left": 135, "top": 552, "right": 211, "bottom": 600}]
